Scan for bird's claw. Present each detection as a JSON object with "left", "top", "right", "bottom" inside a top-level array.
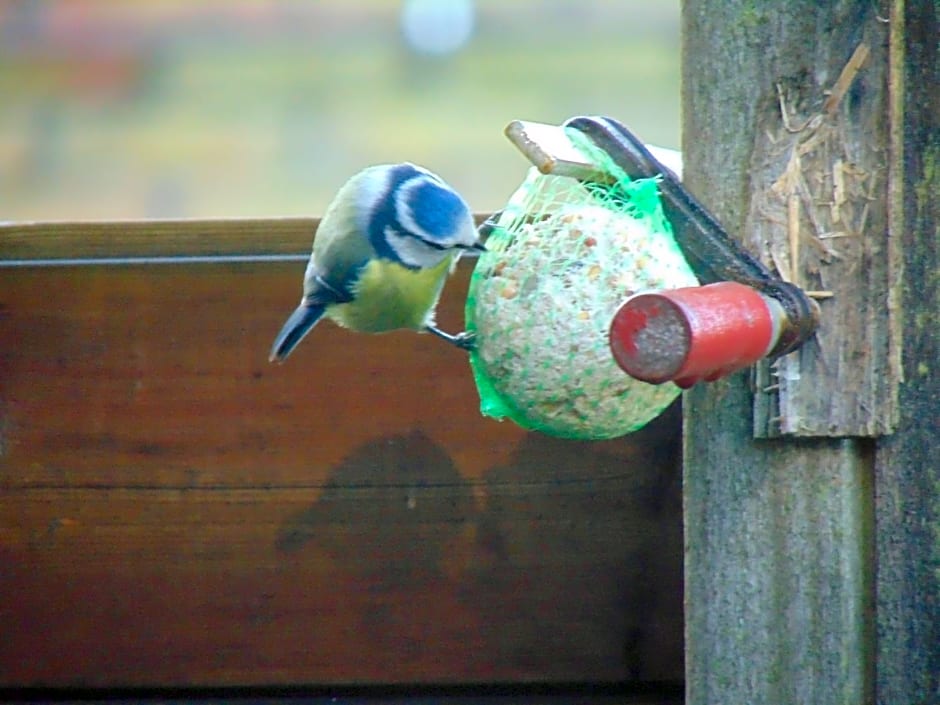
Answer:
[
  {"left": 450, "top": 331, "right": 477, "bottom": 351},
  {"left": 426, "top": 326, "right": 477, "bottom": 352}
]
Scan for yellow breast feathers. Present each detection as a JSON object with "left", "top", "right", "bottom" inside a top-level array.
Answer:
[{"left": 327, "top": 255, "right": 457, "bottom": 333}]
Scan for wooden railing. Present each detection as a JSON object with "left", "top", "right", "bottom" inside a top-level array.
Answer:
[{"left": 0, "top": 218, "right": 684, "bottom": 689}]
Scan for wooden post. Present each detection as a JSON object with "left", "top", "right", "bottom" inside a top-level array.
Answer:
[
  {"left": 874, "top": 2, "right": 940, "bottom": 701},
  {"left": 682, "top": 1, "right": 938, "bottom": 703}
]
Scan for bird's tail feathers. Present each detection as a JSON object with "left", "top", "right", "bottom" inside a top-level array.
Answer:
[{"left": 269, "top": 303, "right": 326, "bottom": 363}]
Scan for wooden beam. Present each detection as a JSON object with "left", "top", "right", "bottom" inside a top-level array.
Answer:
[
  {"left": 874, "top": 0, "right": 940, "bottom": 701},
  {"left": 682, "top": 0, "right": 938, "bottom": 702},
  {"left": 0, "top": 217, "right": 317, "bottom": 260},
  {"left": 0, "top": 214, "right": 495, "bottom": 263}
]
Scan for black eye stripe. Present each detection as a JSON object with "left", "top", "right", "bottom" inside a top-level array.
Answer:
[{"left": 401, "top": 229, "right": 447, "bottom": 249}]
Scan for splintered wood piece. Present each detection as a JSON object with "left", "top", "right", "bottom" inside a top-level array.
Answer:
[{"left": 504, "top": 119, "right": 683, "bottom": 181}]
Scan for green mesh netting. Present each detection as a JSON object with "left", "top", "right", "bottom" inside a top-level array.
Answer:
[{"left": 465, "top": 130, "right": 699, "bottom": 440}]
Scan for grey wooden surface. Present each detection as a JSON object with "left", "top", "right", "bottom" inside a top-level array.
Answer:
[{"left": 682, "top": 0, "right": 938, "bottom": 703}]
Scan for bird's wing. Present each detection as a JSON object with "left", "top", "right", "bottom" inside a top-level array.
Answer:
[
  {"left": 307, "top": 272, "right": 354, "bottom": 304},
  {"left": 304, "top": 204, "right": 374, "bottom": 305}
]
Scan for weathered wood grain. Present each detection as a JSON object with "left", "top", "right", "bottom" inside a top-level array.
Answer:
[
  {"left": 873, "top": 1, "right": 940, "bottom": 701},
  {"left": 683, "top": 0, "right": 872, "bottom": 705},
  {"left": 0, "top": 218, "right": 316, "bottom": 260},
  {"left": 0, "top": 226, "right": 684, "bottom": 688},
  {"left": 740, "top": 15, "right": 897, "bottom": 437},
  {"left": 682, "top": 1, "right": 938, "bottom": 703}
]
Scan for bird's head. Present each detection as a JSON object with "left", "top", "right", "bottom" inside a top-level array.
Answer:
[{"left": 358, "top": 163, "right": 485, "bottom": 269}]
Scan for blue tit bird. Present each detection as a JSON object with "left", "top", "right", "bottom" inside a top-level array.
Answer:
[{"left": 269, "top": 163, "right": 485, "bottom": 363}]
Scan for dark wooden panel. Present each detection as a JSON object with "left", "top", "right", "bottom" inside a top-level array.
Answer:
[
  {"left": 0, "top": 262, "right": 527, "bottom": 489},
  {"left": 0, "top": 245, "right": 682, "bottom": 687}
]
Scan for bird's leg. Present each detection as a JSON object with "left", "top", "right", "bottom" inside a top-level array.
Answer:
[
  {"left": 477, "top": 211, "right": 502, "bottom": 239},
  {"left": 425, "top": 325, "right": 476, "bottom": 351}
]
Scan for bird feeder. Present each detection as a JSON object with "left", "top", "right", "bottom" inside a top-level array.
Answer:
[{"left": 466, "top": 116, "right": 819, "bottom": 439}]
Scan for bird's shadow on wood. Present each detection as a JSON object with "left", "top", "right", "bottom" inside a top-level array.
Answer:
[{"left": 275, "top": 429, "right": 476, "bottom": 588}]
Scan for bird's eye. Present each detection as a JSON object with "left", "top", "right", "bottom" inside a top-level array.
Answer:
[{"left": 417, "top": 237, "right": 448, "bottom": 251}]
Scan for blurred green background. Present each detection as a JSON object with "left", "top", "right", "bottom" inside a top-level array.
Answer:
[{"left": 0, "top": 1, "right": 679, "bottom": 222}]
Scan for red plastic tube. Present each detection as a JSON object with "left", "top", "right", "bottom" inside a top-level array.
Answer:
[{"left": 608, "top": 282, "right": 783, "bottom": 388}]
